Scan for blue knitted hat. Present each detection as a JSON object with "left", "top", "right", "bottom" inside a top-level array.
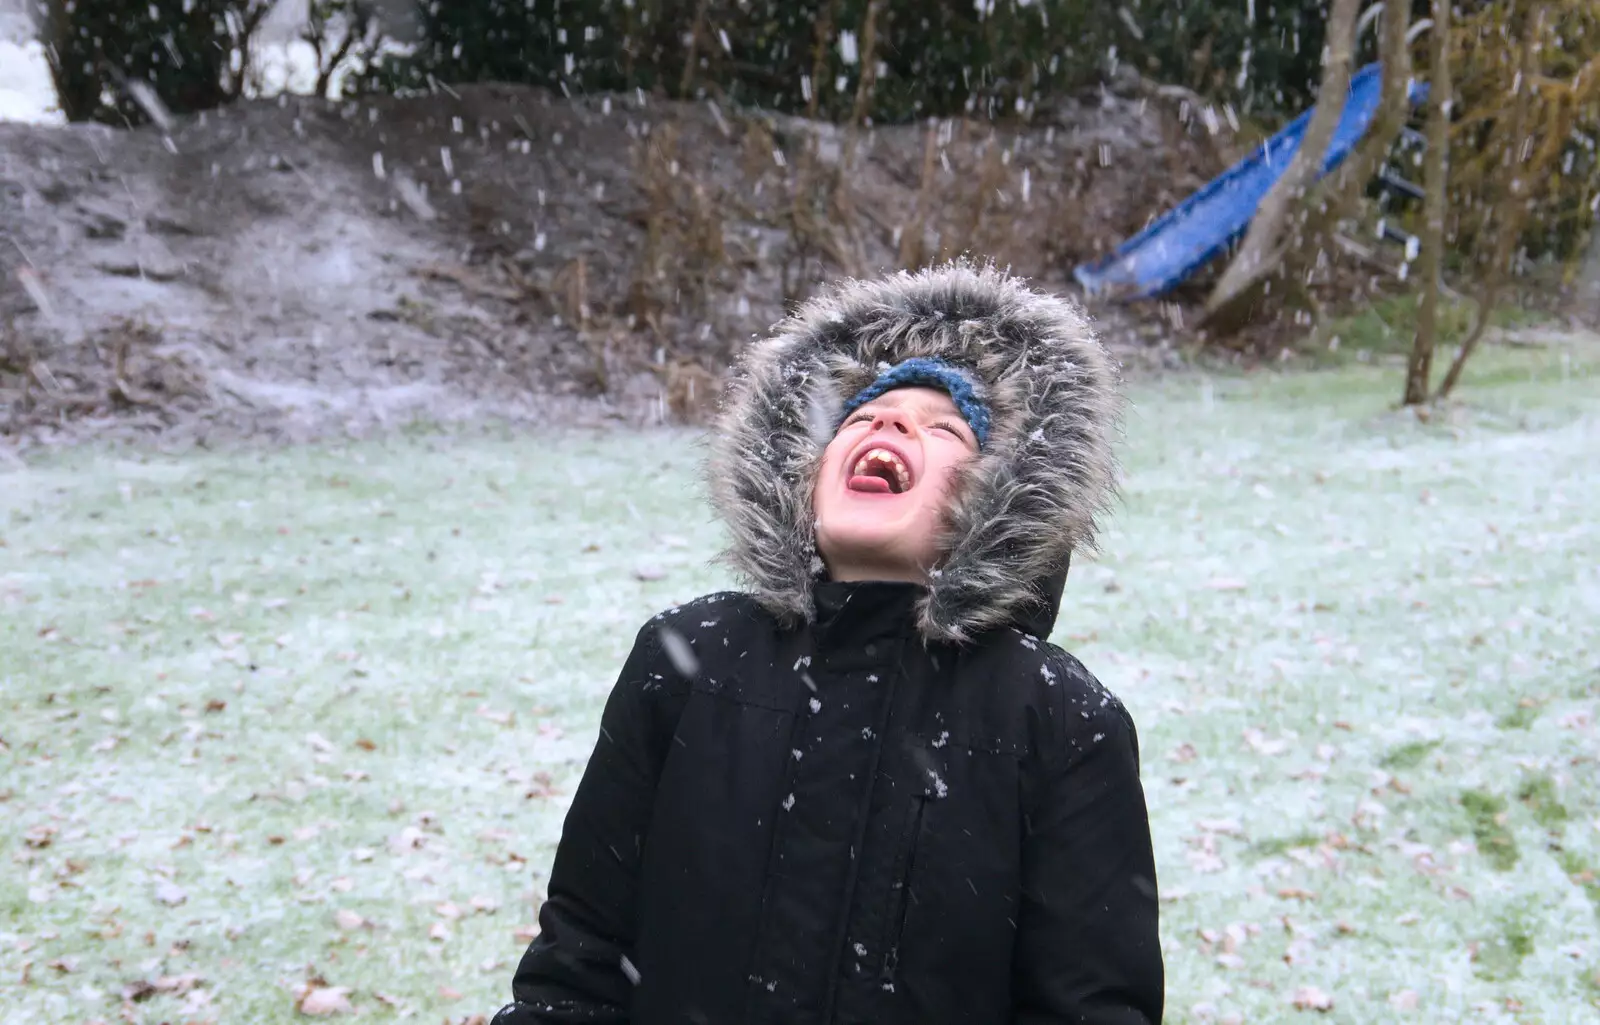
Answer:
[{"left": 837, "top": 357, "right": 992, "bottom": 449}]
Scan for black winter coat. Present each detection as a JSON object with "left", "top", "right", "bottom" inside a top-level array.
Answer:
[
  {"left": 495, "top": 266, "right": 1163, "bottom": 1023},
  {"left": 494, "top": 580, "right": 1161, "bottom": 1024}
]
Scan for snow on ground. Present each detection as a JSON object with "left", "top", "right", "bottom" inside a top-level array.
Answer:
[
  {"left": 0, "top": 347, "right": 1596, "bottom": 1022},
  {"left": 0, "top": 39, "right": 61, "bottom": 125}
]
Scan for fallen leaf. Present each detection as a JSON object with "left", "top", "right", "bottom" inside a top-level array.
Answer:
[
  {"left": 296, "top": 984, "right": 355, "bottom": 1015},
  {"left": 333, "top": 910, "right": 367, "bottom": 931},
  {"left": 204, "top": 699, "right": 227, "bottom": 713},
  {"left": 155, "top": 972, "right": 202, "bottom": 994},
  {"left": 1292, "top": 986, "right": 1334, "bottom": 1012},
  {"left": 1204, "top": 577, "right": 1248, "bottom": 592},
  {"left": 47, "top": 957, "right": 77, "bottom": 973},
  {"left": 1277, "top": 887, "right": 1317, "bottom": 902},
  {"left": 353, "top": 738, "right": 376, "bottom": 752},
  {"left": 307, "top": 733, "right": 335, "bottom": 754},
  {"left": 513, "top": 924, "right": 541, "bottom": 943},
  {"left": 389, "top": 827, "right": 427, "bottom": 854},
  {"left": 23, "top": 824, "right": 57, "bottom": 849},
  {"left": 436, "top": 902, "right": 463, "bottom": 920},
  {"left": 428, "top": 921, "right": 452, "bottom": 941},
  {"left": 1168, "top": 743, "right": 1198, "bottom": 763},
  {"left": 123, "top": 980, "right": 159, "bottom": 1002},
  {"left": 1388, "top": 989, "right": 1419, "bottom": 1011},
  {"left": 154, "top": 880, "right": 187, "bottom": 907},
  {"left": 633, "top": 564, "right": 667, "bottom": 582},
  {"left": 438, "top": 985, "right": 463, "bottom": 1000},
  {"left": 470, "top": 895, "right": 500, "bottom": 915},
  {"left": 1196, "top": 818, "right": 1244, "bottom": 836}
]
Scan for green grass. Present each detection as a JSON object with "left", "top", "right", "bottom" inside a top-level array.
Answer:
[
  {"left": 1517, "top": 774, "right": 1570, "bottom": 832},
  {"left": 1497, "top": 701, "right": 1541, "bottom": 730},
  {"left": 1315, "top": 293, "right": 1550, "bottom": 362},
  {"left": 1462, "top": 790, "right": 1521, "bottom": 872},
  {"left": 1473, "top": 915, "right": 1536, "bottom": 982},
  {"left": 1247, "top": 831, "right": 1324, "bottom": 860},
  {"left": 1558, "top": 850, "right": 1600, "bottom": 918},
  {"left": 1379, "top": 739, "right": 1440, "bottom": 771},
  {"left": 4, "top": 344, "right": 1599, "bottom": 1022}
]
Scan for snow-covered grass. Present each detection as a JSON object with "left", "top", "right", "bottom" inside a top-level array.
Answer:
[{"left": 2, "top": 345, "right": 1596, "bottom": 1023}]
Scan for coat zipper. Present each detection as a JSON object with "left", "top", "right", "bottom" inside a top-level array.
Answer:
[{"left": 879, "top": 795, "right": 926, "bottom": 985}]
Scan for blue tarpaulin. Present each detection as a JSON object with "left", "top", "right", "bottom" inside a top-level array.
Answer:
[{"left": 1074, "top": 64, "right": 1428, "bottom": 300}]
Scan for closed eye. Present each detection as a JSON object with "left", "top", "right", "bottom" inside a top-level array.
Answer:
[
  {"left": 844, "top": 412, "right": 874, "bottom": 427},
  {"left": 929, "top": 420, "right": 969, "bottom": 441}
]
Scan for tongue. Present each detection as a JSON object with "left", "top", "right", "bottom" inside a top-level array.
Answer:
[{"left": 848, "top": 475, "right": 893, "bottom": 494}]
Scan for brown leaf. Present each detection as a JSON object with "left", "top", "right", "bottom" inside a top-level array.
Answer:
[
  {"left": 470, "top": 895, "right": 501, "bottom": 915},
  {"left": 1291, "top": 986, "right": 1334, "bottom": 1012},
  {"left": 23, "top": 824, "right": 57, "bottom": 849},
  {"left": 333, "top": 909, "right": 367, "bottom": 931},
  {"left": 205, "top": 699, "right": 227, "bottom": 713},
  {"left": 353, "top": 738, "right": 377, "bottom": 752},
  {"left": 296, "top": 984, "right": 355, "bottom": 1015},
  {"left": 154, "top": 972, "right": 201, "bottom": 994},
  {"left": 123, "top": 979, "right": 159, "bottom": 1002},
  {"left": 47, "top": 957, "right": 78, "bottom": 973},
  {"left": 1277, "top": 887, "right": 1318, "bottom": 902}
]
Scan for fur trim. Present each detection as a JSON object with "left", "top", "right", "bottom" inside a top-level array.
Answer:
[{"left": 706, "top": 261, "right": 1122, "bottom": 644}]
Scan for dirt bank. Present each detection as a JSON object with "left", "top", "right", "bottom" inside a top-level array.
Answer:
[{"left": 1, "top": 81, "right": 1223, "bottom": 450}]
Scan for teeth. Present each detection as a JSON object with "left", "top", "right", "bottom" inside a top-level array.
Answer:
[{"left": 852, "top": 449, "right": 911, "bottom": 492}]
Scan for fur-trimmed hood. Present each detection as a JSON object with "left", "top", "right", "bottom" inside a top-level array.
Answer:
[{"left": 707, "top": 263, "right": 1122, "bottom": 644}]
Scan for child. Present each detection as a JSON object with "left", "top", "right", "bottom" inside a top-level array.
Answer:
[{"left": 493, "top": 263, "right": 1163, "bottom": 1024}]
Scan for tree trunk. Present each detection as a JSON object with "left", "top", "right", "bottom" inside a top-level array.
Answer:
[
  {"left": 1287, "top": 0, "right": 1416, "bottom": 287},
  {"left": 1203, "top": 0, "right": 1361, "bottom": 325},
  {"left": 1577, "top": 218, "right": 1600, "bottom": 328},
  {"left": 848, "top": 0, "right": 884, "bottom": 129},
  {"left": 678, "top": 0, "right": 711, "bottom": 99},
  {"left": 1436, "top": 8, "right": 1539, "bottom": 400},
  {"left": 1404, "top": 0, "right": 1453, "bottom": 406},
  {"left": 807, "top": 0, "right": 838, "bottom": 120}
]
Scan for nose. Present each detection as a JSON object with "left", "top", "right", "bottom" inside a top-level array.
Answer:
[{"left": 870, "top": 411, "right": 913, "bottom": 437}]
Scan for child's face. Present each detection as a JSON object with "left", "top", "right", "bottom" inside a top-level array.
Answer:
[{"left": 813, "top": 386, "right": 979, "bottom": 583}]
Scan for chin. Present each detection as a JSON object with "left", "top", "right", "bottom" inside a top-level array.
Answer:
[{"left": 816, "top": 515, "right": 939, "bottom": 581}]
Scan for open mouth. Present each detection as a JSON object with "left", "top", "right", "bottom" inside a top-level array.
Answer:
[{"left": 848, "top": 448, "right": 913, "bottom": 495}]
